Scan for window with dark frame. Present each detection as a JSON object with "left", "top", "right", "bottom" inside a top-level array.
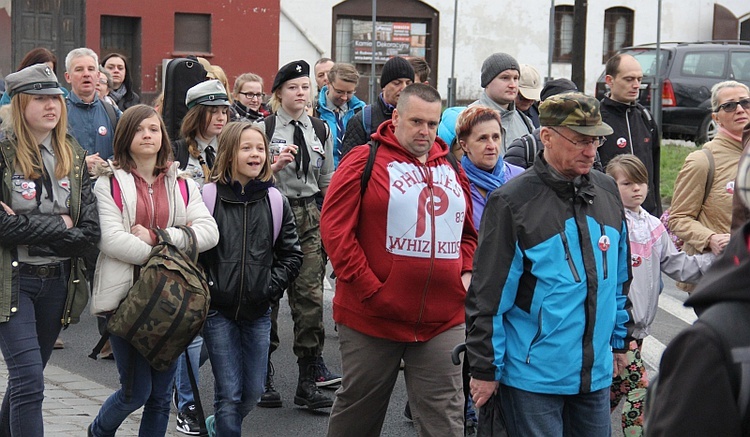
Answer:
[
  {"left": 553, "top": 5, "right": 574, "bottom": 63},
  {"left": 174, "top": 13, "right": 212, "bottom": 54},
  {"left": 602, "top": 7, "right": 634, "bottom": 63}
]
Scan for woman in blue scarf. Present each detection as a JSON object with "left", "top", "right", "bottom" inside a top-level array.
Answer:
[{"left": 455, "top": 106, "right": 525, "bottom": 230}]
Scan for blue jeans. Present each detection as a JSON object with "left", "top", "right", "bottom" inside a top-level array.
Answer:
[
  {"left": 500, "top": 385, "right": 611, "bottom": 437},
  {"left": 202, "top": 309, "right": 271, "bottom": 437},
  {"left": 90, "top": 333, "right": 177, "bottom": 437},
  {"left": 0, "top": 264, "right": 68, "bottom": 437},
  {"left": 174, "top": 335, "right": 203, "bottom": 411}
]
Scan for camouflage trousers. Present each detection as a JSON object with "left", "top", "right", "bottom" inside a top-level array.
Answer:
[{"left": 270, "top": 201, "right": 325, "bottom": 360}]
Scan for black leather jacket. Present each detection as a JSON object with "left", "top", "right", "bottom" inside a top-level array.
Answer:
[
  {"left": 0, "top": 134, "right": 100, "bottom": 322},
  {"left": 200, "top": 182, "right": 303, "bottom": 321}
]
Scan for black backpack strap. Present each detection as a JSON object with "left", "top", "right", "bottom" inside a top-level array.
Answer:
[
  {"left": 264, "top": 114, "right": 276, "bottom": 142},
  {"left": 698, "top": 301, "right": 750, "bottom": 428},
  {"left": 360, "top": 140, "right": 380, "bottom": 197},
  {"left": 310, "top": 116, "right": 330, "bottom": 148}
]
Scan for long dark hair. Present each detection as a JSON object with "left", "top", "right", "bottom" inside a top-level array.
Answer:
[
  {"left": 101, "top": 52, "right": 135, "bottom": 100},
  {"left": 18, "top": 48, "right": 57, "bottom": 72}
]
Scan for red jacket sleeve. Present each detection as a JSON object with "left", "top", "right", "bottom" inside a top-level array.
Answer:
[{"left": 320, "top": 147, "right": 383, "bottom": 301}]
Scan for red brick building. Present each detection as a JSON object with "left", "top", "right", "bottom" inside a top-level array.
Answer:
[{"left": 4, "top": 0, "right": 281, "bottom": 102}]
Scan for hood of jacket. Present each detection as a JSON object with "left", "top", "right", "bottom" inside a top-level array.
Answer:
[
  {"left": 371, "top": 119, "right": 451, "bottom": 165},
  {"left": 687, "top": 222, "right": 750, "bottom": 312}
]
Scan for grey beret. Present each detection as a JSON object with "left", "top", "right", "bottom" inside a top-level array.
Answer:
[{"left": 5, "top": 63, "right": 64, "bottom": 98}]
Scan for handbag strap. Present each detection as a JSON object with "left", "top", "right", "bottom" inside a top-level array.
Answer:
[{"left": 185, "top": 349, "right": 209, "bottom": 436}]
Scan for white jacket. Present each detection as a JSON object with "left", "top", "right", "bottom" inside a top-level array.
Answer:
[
  {"left": 626, "top": 207, "right": 714, "bottom": 339},
  {"left": 90, "top": 162, "right": 219, "bottom": 315}
]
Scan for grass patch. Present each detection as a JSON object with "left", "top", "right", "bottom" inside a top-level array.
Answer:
[{"left": 660, "top": 141, "right": 696, "bottom": 207}]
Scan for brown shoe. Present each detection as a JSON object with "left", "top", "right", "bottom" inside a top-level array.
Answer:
[{"left": 54, "top": 337, "right": 64, "bottom": 350}]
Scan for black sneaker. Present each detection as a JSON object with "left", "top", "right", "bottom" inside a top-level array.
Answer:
[
  {"left": 313, "top": 356, "right": 342, "bottom": 388},
  {"left": 176, "top": 403, "right": 201, "bottom": 436}
]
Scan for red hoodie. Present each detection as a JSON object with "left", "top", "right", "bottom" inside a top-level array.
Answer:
[{"left": 321, "top": 120, "right": 477, "bottom": 342}]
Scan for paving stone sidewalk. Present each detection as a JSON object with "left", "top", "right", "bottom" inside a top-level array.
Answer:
[{"left": 0, "top": 359, "right": 181, "bottom": 436}]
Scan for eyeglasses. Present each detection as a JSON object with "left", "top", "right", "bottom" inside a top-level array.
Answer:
[
  {"left": 238, "top": 92, "right": 265, "bottom": 100},
  {"left": 550, "top": 127, "right": 606, "bottom": 149},
  {"left": 330, "top": 84, "right": 356, "bottom": 97},
  {"left": 715, "top": 98, "right": 750, "bottom": 113}
]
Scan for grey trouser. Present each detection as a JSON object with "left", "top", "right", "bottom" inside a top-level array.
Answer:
[{"left": 327, "top": 324, "right": 465, "bottom": 437}]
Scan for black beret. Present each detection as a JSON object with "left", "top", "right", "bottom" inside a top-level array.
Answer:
[{"left": 272, "top": 60, "right": 310, "bottom": 93}]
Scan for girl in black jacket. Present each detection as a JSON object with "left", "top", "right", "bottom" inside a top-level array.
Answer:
[{"left": 200, "top": 121, "right": 302, "bottom": 436}]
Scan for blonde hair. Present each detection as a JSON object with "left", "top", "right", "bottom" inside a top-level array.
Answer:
[
  {"left": 10, "top": 94, "right": 72, "bottom": 179},
  {"left": 207, "top": 65, "right": 233, "bottom": 104},
  {"left": 233, "top": 73, "right": 264, "bottom": 95},
  {"left": 211, "top": 122, "right": 273, "bottom": 184}
]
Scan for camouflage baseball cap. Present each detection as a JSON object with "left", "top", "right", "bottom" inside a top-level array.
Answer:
[{"left": 539, "top": 92, "right": 613, "bottom": 136}]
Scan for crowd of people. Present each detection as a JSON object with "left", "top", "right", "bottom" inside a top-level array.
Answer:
[{"left": 0, "top": 42, "right": 749, "bottom": 437}]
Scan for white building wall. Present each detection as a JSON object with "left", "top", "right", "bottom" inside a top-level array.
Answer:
[{"left": 279, "top": 0, "right": 750, "bottom": 99}]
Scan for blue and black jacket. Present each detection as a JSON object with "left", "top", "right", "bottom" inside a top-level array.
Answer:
[{"left": 466, "top": 153, "right": 634, "bottom": 395}]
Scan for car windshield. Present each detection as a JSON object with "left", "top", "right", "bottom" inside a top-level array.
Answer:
[{"left": 622, "top": 48, "right": 671, "bottom": 77}]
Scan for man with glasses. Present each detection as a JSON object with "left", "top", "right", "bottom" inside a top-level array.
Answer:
[
  {"left": 314, "top": 63, "right": 365, "bottom": 168},
  {"left": 466, "top": 92, "right": 633, "bottom": 437},
  {"left": 600, "top": 53, "right": 662, "bottom": 215}
]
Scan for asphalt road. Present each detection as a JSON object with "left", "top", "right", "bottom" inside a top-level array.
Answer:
[{"left": 49, "top": 270, "right": 692, "bottom": 436}]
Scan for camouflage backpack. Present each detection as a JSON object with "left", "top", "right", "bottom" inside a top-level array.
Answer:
[{"left": 107, "top": 225, "right": 210, "bottom": 372}]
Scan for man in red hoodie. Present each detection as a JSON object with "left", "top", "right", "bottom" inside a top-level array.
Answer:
[{"left": 321, "top": 83, "right": 477, "bottom": 437}]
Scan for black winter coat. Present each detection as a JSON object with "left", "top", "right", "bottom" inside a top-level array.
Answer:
[
  {"left": 599, "top": 97, "right": 661, "bottom": 215},
  {"left": 199, "top": 182, "right": 303, "bottom": 321}
]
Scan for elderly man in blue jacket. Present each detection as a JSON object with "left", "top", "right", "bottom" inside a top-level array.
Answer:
[{"left": 466, "top": 92, "right": 634, "bottom": 436}]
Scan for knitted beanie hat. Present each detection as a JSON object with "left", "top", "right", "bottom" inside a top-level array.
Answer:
[
  {"left": 480, "top": 53, "right": 520, "bottom": 88},
  {"left": 380, "top": 57, "right": 415, "bottom": 88}
]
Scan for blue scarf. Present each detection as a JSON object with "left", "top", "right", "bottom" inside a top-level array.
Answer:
[{"left": 461, "top": 155, "right": 508, "bottom": 198}]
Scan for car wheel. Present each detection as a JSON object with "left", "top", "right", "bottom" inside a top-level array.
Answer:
[{"left": 696, "top": 115, "right": 718, "bottom": 145}]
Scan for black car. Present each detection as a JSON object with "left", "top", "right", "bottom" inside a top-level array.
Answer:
[{"left": 595, "top": 41, "right": 750, "bottom": 143}]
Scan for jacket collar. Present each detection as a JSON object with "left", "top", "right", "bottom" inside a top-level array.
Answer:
[
  {"left": 67, "top": 90, "right": 101, "bottom": 109},
  {"left": 533, "top": 153, "right": 597, "bottom": 202},
  {"left": 478, "top": 92, "right": 516, "bottom": 115},
  {"left": 601, "top": 96, "right": 638, "bottom": 114}
]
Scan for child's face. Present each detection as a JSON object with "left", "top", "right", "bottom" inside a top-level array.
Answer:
[
  {"left": 235, "top": 129, "right": 267, "bottom": 182},
  {"left": 614, "top": 172, "right": 647, "bottom": 212},
  {"left": 203, "top": 106, "right": 228, "bottom": 140}
]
